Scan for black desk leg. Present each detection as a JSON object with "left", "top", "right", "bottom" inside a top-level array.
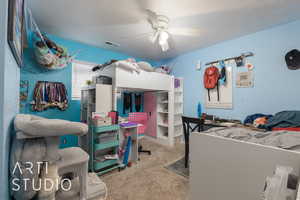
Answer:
[{"left": 185, "top": 134, "right": 189, "bottom": 168}]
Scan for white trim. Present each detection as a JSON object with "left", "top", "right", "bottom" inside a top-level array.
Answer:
[{"left": 71, "top": 61, "right": 95, "bottom": 100}]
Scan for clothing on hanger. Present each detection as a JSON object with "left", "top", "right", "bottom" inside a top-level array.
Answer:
[
  {"left": 32, "top": 81, "right": 68, "bottom": 111},
  {"left": 123, "top": 92, "right": 132, "bottom": 114},
  {"left": 218, "top": 60, "right": 226, "bottom": 85},
  {"left": 135, "top": 94, "right": 142, "bottom": 112}
]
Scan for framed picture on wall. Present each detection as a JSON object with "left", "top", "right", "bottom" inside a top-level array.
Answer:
[{"left": 7, "top": 0, "right": 25, "bottom": 67}]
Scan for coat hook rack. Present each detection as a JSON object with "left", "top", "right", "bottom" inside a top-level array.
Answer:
[{"left": 205, "top": 52, "right": 254, "bottom": 66}]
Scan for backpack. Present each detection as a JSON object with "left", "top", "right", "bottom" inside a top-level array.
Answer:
[{"left": 204, "top": 66, "right": 220, "bottom": 101}]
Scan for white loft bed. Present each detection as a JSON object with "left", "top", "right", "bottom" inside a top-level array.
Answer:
[
  {"left": 96, "top": 62, "right": 183, "bottom": 146},
  {"left": 190, "top": 132, "right": 300, "bottom": 200},
  {"left": 99, "top": 64, "right": 172, "bottom": 92}
]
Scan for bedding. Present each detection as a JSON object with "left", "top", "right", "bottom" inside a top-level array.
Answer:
[
  {"left": 202, "top": 127, "right": 300, "bottom": 151},
  {"left": 116, "top": 60, "right": 141, "bottom": 73},
  {"left": 263, "top": 111, "right": 300, "bottom": 129},
  {"left": 137, "top": 61, "right": 155, "bottom": 72}
]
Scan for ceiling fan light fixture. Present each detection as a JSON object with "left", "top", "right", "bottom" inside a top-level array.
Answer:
[
  {"left": 158, "top": 31, "right": 169, "bottom": 45},
  {"left": 160, "top": 41, "right": 169, "bottom": 52},
  {"left": 158, "top": 31, "right": 169, "bottom": 52}
]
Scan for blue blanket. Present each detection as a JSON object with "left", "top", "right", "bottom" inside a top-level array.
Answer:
[{"left": 264, "top": 111, "right": 300, "bottom": 129}]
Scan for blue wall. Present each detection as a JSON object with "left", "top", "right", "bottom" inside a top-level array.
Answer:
[
  {"left": 21, "top": 35, "right": 154, "bottom": 147},
  {"left": 0, "top": 0, "right": 20, "bottom": 199},
  {"left": 164, "top": 20, "right": 300, "bottom": 120}
]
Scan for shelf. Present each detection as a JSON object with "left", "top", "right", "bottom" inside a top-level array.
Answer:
[
  {"left": 92, "top": 125, "right": 119, "bottom": 133},
  {"left": 94, "top": 159, "right": 119, "bottom": 171},
  {"left": 175, "top": 132, "right": 183, "bottom": 137},
  {"left": 96, "top": 164, "right": 122, "bottom": 175},
  {"left": 158, "top": 111, "right": 169, "bottom": 114},
  {"left": 94, "top": 140, "right": 119, "bottom": 151},
  {"left": 175, "top": 113, "right": 183, "bottom": 115},
  {"left": 158, "top": 123, "right": 168, "bottom": 128},
  {"left": 158, "top": 101, "right": 182, "bottom": 104},
  {"left": 82, "top": 85, "right": 96, "bottom": 90},
  {"left": 158, "top": 101, "right": 168, "bottom": 104},
  {"left": 158, "top": 123, "right": 182, "bottom": 127},
  {"left": 158, "top": 135, "right": 168, "bottom": 140}
]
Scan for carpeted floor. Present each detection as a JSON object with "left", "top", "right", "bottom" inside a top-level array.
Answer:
[
  {"left": 101, "top": 138, "right": 189, "bottom": 200},
  {"left": 165, "top": 157, "right": 189, "bottom": 178}
]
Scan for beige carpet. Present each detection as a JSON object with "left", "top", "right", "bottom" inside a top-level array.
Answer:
[{"left": 101, "top": 138, "right": 189, "bottom": 200}]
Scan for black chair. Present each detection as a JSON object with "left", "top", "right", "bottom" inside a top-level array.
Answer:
[{"left": 182, "top": 116, "right": 204, "bottom": 168}]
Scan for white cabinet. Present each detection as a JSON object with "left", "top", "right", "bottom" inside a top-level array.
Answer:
[
  {"left": 81, "top": 84, "right": 113, "bottom": 124},
  {"left": 174, "top": 77, "right": 184, "bottom": 138},
  {"left": 80, "top": 84, "right": 112, "bottom": 151},
  {"left": 95, "top": 84, "right": 112, "bottom": 113},
  {"left": 156, "top": 77, "right": 184, "bottom": 146}
]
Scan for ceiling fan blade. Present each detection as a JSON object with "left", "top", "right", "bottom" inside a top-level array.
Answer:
[
  {"left": 168, "top": 27, "right": 202, "bottom": 36},
  {"left": 149, "top": 31, "right": 159, "bottom": 43},
  {"left": 146, "top": 9, "right": 158, "bottom": 20},
  {"left": 134, "top": 0, "right": 157, "bottom": 19},
  {"left": 145, "top": 9, "right": 160, "bottom": 29},
  {"left": 120, "top": 31, "right": 154, "bottom": 40}
]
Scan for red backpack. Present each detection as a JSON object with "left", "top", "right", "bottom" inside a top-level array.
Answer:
[{"left": 204, "top": 66, "right": 220, "bottom": 101}]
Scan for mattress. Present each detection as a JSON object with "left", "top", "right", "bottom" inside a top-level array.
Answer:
[{"left": 202, "top": 127, "right": 300, "bottom": 151}]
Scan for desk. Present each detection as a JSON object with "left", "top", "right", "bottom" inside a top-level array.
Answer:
[
  {"left": 120, "top": 125, "right": 139, "bottom": 164},
  {"left": 182, "top": 116, "right": 227, "bottom": 168}
]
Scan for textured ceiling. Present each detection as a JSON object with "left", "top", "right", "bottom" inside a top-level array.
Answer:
[{"left": 28, "top": 0, "right": 300, "bottom": 60}]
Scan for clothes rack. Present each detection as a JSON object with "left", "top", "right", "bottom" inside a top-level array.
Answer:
[{"left": 205, "top": 52, "right": 254, "bottom": 66}]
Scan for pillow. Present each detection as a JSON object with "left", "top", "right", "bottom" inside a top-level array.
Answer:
[{"left": 138, "top": 61, "right": 154, "bottom": 72}]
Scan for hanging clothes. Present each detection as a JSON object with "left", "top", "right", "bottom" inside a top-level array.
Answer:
[
  {"left": 218, "top": 60, "right": 226, "bottom": 85},
  {"left": 135, "top": 94, "right": 142, "bottom": 112},
  {"left": 32, "top": 81, "right": 68, "bottom": 111},
  {"left": 123, "top": 92, "right": 132, "bottom": 114}
]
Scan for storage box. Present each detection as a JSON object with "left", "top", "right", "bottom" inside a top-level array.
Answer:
[{"left": 93, "top": 117, "right": 112, "bottom": 126}]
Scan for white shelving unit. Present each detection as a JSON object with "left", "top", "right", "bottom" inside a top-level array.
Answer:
[
  {"left": 96, "top": 62, "right": 182, "bottom": 147},
  {"left": 156, "top": 77, "right": 184, "bottom": 146},
  {"left": 80, "top": 84, "right": 113, "bottom": 152},
  {"left": 157, "top": 91, "right": 170, "bottom": 145},
  {"left": 173, "top": 78, "right": 184, "bottom": 138},
  {"left": 80, "top": 84, "right": 113, "bottom": 124}
]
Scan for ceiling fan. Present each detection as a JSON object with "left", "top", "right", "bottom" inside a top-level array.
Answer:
[
  {"left": 120, "top": 8, "right": 202, "bottom": 52},
  {"left": 146, "top": 10, "right": 171, "bottom": 51},
  {"left": 145, "top": 9, "right": 202, "bottom": 52}
]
